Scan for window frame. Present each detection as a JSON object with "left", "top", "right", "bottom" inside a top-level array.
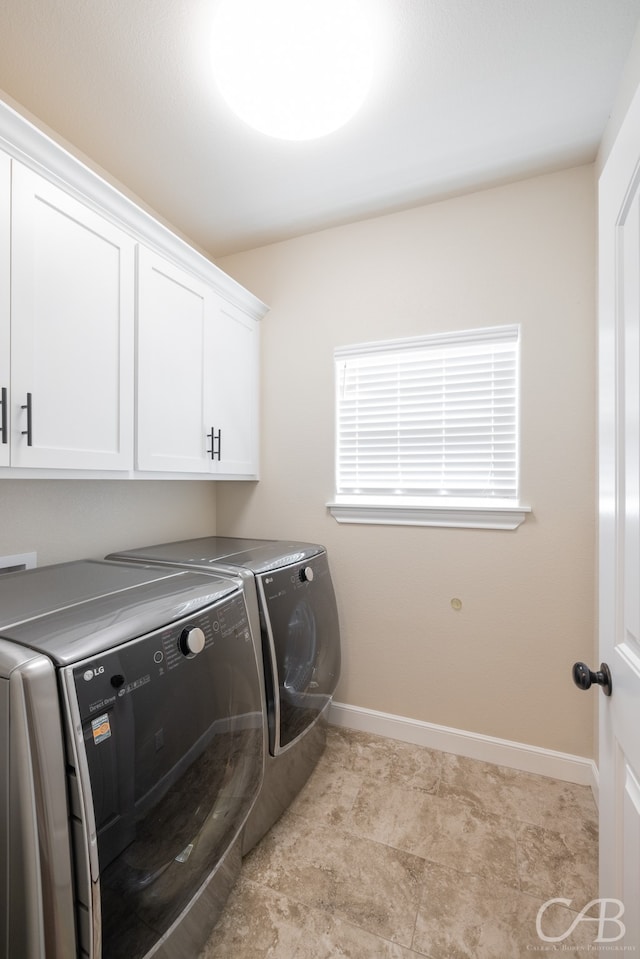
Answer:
[{"left": 327, "top": 325, "right": 531, "bottom": 530}]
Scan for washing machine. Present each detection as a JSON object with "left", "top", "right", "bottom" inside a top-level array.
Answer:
[
  {"left": 0, "top": 559, "right": 264, "bottom": 959},
  {"left": 108, "top": 538, "right": 341, "bottom": 851}
]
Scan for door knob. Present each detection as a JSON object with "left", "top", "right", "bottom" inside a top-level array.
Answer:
[{"left": 572, "top": 661, "right": 612, "bottom": 696}]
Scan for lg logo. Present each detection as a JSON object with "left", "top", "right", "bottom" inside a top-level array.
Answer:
[{"left": 83, "top": 665, "right": 105, "bottom": 682}]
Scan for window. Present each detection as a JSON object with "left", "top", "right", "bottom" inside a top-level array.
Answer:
[{"left": 328, "top": 325, "right": 530, "bottom": 529}]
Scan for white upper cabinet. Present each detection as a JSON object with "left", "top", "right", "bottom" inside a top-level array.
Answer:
[
  {"left": 0, "top": 100, "right": 267, "bottom": 479},
  {"left": 136, "top": 247, "right": 215, "bottom": 474},
  {"left": 10, "top": 164, "right": 135, "bottom": 470},
  {"left": 0, "top": 152, "right": 10, "bottom": 467},
  {"left": 136, "top": 248, "right": 259, "bottom": 477},
  {"left": 210, "top": 300, "right": 259, "bottom": 478}
]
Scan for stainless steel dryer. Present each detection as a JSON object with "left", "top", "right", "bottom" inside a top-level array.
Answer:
[
  {"left": 108, "top": 538, "right": 341, "bottom": 851},
  {"left": 0, "top": 559, "right": 264, "bottom": 959}
]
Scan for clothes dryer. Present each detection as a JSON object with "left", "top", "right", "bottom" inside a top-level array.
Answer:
[
  {"left": 108, "top": 538, "right": 341, "bottom": 850},
  {"left": 0, "top": 559, "right": 264, "bottom": 959}
]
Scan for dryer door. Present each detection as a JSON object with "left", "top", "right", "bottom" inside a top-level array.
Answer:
[
  {"left": 64, "top": 591, "right": 263, "bottom": 959},
  {"left": 257, "top": 552, "right": 341, "bottom": 754}
]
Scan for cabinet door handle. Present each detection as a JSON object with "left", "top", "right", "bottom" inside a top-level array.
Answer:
[
  {"left": 21, "top": 392, "right": 33, "bottom": 446},
  {"left": 0, "top": 387, "right": 6, "bottom": 444},
  {"left": 206, "top": 427, "right": 222, "bottom": 461}
]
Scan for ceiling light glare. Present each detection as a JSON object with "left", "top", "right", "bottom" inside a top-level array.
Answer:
[{"left": 211, "top": 0, "right": 374, "bottom": 141}]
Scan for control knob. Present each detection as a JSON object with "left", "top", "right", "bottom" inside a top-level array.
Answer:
[
  {"left": 179, "top": 626, "right": 206, "bottom": 658},
  {"left": 299, "top": 566, "right": 314, "bottom": 583}
]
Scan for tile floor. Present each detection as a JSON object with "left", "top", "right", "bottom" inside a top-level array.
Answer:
[{"left": 200, "top": 726, "right": 599, "bottom": 959}]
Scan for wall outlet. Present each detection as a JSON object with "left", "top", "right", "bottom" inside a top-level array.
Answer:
[{"left": 0, "top": 552, "right": 37, "bottom": 574}]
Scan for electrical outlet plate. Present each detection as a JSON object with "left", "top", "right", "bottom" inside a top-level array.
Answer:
[{"left": 0, "top": 552, "right": 37, "bottom": 574}]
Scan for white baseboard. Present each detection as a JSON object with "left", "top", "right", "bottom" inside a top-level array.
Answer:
[{"left": 328, "top": 701, "right": 599, "bottom": 806}]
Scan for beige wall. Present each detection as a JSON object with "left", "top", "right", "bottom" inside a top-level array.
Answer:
[
  {"left": 0, "top": 480, "right": 216, "bottom": 566},
  {"left": 218, "top": 164, "right": 597, "bottom": 759}
]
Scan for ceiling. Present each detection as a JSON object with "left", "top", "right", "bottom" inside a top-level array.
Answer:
[{"left": 0, "top": 0, "right": 639, "bottom": 258}]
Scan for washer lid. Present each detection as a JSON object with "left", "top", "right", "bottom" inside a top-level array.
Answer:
[
  {"left": 109, "top": 536, "right": 325, "bottom": 575},
  {"left": 0, "top": 560, "right": 240, "bottom": 665}
]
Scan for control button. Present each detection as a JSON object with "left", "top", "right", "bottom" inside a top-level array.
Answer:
[
  {"left": 179, "top": 626, "right": 206, "bottom": 657},
  {"left": 110, "top": 674, "right": 125, "bottom": 689},
  {"left": 299, "top": 566, "right": 314, "bottom": 583}
]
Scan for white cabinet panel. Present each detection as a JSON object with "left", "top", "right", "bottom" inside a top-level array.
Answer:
[
  {"left": 136, "top": 248, "right": 259, "bottom": 478},
  {"left": 212, "top": 301, "right": 259, "bottom": 478},
  {"left": 0, "top": 152, "right": 10, "bottom": 467},
  {"left": 136, "top": 247, "right": 214, "bottom": 473},
  {"left": 10, "top": 164, "right": 134, "bottom": 469}
]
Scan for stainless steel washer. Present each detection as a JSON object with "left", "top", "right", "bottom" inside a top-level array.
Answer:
[{"left": 0, "top": 559, "right": 265, "bottom": 959}]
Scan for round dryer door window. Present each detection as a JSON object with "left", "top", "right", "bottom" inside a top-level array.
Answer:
[
  {"left": 258, "top": 553, "right": 341, "bottom": 752},
  {"left": 283, "top": 599, "right": 317, "bottom": 699}
]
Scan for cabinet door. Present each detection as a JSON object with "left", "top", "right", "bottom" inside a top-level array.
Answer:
[
  {"left": 0, "top": 153, "right": 10, "bottom": 467},
  {"left": 210, "top": 301, "right": 259, "bottom": 478},
  {"left": 10, "top": 164, "right": 134, "bottom": 470},
  {"left": 136, "top": 247, "right": 214, "bottom": 473}
]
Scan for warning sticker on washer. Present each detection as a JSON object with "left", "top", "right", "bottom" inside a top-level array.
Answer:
[{"left": 91, "top": 714, "right": 111, "bottom": 745}]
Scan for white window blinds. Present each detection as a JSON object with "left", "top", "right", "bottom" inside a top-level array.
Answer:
[{"left": 335, "top": 326, "right": 520, "bottom": 500}]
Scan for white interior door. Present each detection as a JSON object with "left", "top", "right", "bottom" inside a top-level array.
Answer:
[
  {"left": 598, "top": 81, "right": 640, "bottom": 952},
  {"left": 0, "top": 152, "right": 10, "bottom": 466}
]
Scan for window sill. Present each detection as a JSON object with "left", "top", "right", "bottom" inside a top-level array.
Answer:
[{"left": 326, "top": 497, "right": 531, "bottom": 530}]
